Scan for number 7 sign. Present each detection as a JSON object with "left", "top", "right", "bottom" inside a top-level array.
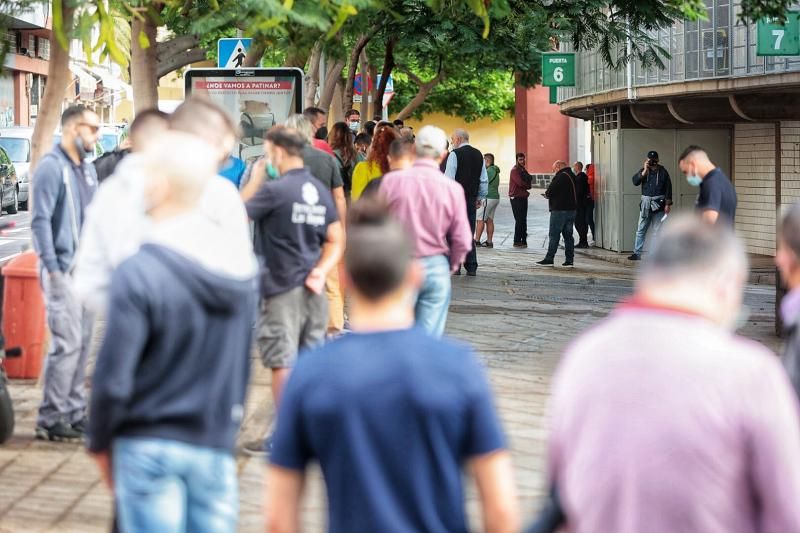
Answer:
[{"left": 757, "top": 12, "right": 800, "bottom": 56}]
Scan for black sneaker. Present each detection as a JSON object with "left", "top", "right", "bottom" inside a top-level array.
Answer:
[
  {"left": 628, "top": 254, "right": 641, "bottom": 261},
  {"left": 71, "top": 418, "right": 88, "bottom": 434},
  {"left": 466, "top": 271, "right": 477, "bottom": 277},
  {"left": 562, "top": 261, "right": 574, "bottom": 267},
  {"left": 513, "top": 243, "right": 527, "bottom": 249},
  {"left": 484, "top": 242, "right": 493, "bottom": 249},
  {"left": 536, "top": 259, "right": 554, "bottom": 266},
  {"left": 575, "top": 242, "right": 589, "bottom": 249},
  {"left": 35, "top": 422, "right": 84, "bottom": 442}
]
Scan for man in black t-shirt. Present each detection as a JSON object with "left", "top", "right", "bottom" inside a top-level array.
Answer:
[
  {"left": 240, "top": 126, "right": 344, "bottom": 455},
  {"left": 679, "top": 145, "right": 737, "bottom": 226}
]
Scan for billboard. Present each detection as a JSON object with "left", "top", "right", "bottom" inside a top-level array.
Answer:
[{"left": 185, "top": 68, "right": 303, "bottom": 162}]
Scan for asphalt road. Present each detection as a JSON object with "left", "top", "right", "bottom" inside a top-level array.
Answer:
[{"left": 0, "top": 211, "right": 32, "bottom": 266}]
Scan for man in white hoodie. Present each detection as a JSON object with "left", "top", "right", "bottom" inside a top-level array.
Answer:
[{"left": 73, "top": 98, "right": 253, "bottom": 312}]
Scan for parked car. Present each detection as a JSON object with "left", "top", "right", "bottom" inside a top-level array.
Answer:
[
  {"left": 0, "top": 127, "right": 32, "bottom": 210},
  {"left": 98, "top": 125, "right": 127, "bottom": 154},
  {"left": 0, "top": 145, "right": 18, "bottom": 214}
]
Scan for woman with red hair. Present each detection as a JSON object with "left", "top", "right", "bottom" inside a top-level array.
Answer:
[{"left": 351, "top": 126, "right": 399, "bottom": 200}]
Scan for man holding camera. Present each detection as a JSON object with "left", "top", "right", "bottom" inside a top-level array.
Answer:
[{"left": 628, "top": 150, "right": 672, "bottom": 261}]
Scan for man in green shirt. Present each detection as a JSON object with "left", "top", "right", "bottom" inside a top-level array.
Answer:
[{"left": 475, "top": 153, "right": 501, "bottom": 248}]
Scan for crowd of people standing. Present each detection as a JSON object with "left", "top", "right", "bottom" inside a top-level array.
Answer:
[{"left": 29, "top": 97, "right": 796, "bottom": 533}]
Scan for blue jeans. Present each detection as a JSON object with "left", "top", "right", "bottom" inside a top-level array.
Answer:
[
  {"left": 633, "top": 206, "right": 664, "bottom": 256},
  {"left": 415, "top": 255, "right": 452, "bottom": 338},
  {"left": 113, "top": 438, "right": 238, "bottom": 533},
  {"left": 545, "top": 210, "right": 576, "bottom": 262}
]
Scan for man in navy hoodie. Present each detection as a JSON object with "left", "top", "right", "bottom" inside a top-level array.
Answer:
[{"left": 87, "top": 132, "right": 258, "bottom": 533}]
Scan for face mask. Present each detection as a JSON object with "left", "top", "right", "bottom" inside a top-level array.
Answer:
[
  {"left": 266, "top": 163, "right": 279, "bottom": 180},
  {"left": 315, "top": 126, "right": 328, "bottom": 140},
  {"left": 74, "top": 137, "right": 90, "bottom": 160},
  {"left": 686, "top": 175, "right": 702, "bottom": 187},
  {"left": 349, "top": 121, "right": 360, "bottom": 133}
]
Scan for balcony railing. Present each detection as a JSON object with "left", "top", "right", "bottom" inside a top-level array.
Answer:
[{"left": 558, "top": 0, "right": 800, "bottom": 103}]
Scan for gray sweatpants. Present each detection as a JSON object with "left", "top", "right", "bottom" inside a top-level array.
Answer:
[{"left": 37, "top": 271, "right": 94, "bottom": 427}]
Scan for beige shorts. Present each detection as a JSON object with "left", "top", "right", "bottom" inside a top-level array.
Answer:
[{"left": 480, "top": 199, "right": 500, "bottom": 221}]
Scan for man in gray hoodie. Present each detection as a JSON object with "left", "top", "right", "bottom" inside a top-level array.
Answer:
[{"left": 31, "top": 105, "right": 100, "bottom": 441}]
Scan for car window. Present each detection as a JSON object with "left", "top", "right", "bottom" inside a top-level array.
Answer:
[
  {"left": 0, "top": 138, "right": 30, "bottom": 162},
  {"left": 99, "top": 133, "right": 118, "bottom": 153}
]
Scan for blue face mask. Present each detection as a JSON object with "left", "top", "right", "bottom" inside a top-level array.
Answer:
[{"left": 686, "top": 175, "right": 702, "bottom": 187}]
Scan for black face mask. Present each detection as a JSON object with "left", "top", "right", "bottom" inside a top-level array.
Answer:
[{"left": 315, "top": 127, "right": 328, "bottom": 140}]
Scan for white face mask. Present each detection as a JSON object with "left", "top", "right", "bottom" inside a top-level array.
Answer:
[{"left": 349, "top": 121, "right": 360, "bottom": 133}]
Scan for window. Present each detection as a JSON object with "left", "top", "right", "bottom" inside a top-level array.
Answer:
[
  {"left": 36, "top": 37, "right": 50, "bottom": 60},
  {"left": 0, "top": 138, "right": 30, "bottom": 163}
]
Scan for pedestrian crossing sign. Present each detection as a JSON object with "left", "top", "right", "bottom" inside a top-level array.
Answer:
[{"left": 217, "top": 38, "right": 253, "bottom": 68}]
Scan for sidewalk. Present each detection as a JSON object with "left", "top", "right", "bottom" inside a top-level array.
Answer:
[{"left": 0, "top": 195, "right": 781, "bottom": 532}]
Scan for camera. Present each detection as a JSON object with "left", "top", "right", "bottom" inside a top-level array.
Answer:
[{"left": 647, "top": 158, "right": 657, "bottom": 167}]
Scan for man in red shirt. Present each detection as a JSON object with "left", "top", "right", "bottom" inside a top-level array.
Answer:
[{"left": 509, "top": 152, "right": 533, "bottom": 248}]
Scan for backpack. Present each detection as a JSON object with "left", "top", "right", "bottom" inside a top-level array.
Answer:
[{"left": 334, "top": 152, "right": 355, "bottom": 193}]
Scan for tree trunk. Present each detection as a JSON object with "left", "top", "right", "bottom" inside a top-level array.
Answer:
[
  {"left": 374, "top": 38, "right": 396, "bottom": 119},
  {"left": 358, "top": 50, "right": 369, "bottom": 118},
  {"left": 319, "top": 58, "right": 346, "bottom": 115},
  {"left": 367, "top": 64, "right": 378, "bottom": 119},
  {"left": 131, "top": 15, "right": 159, "bottom": 113},
  {"left": 30, "top": 4, "right": 75, "bottom": 170},
  {"left": 304, "top": 41, "right": 322, "bottom": 108},
  {"left": 394, "top": 66, "right": 445, "bottom": 121},
  {"left": 157, "top": 46, "right": 207, "bottom": 79},
  {"left": 343, "top": 33, "right": 372, "bottom": 115},
  {"left": 331, "top": 79, "right": 345, "bottom": 123},
  {"left": 244, "top": 39, "right": 267, "bottom": 67}
]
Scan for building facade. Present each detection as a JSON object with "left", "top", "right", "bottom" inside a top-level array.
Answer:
[{"left": 557, "top": 0, "right": 800, "bottom": 256}]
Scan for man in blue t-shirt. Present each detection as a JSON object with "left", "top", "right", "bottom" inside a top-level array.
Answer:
[
  {"left": 679, "top": 145, "right": 737, "bottom": 226},
  {"left": 267, "top": 201, "right": 519, "bottom": 533},
  {"left": 241, "top": 126, "right": 344, "bottom": 455}
]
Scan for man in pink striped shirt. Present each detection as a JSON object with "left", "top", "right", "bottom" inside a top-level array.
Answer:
[
  {"left": 544, "top": 215, "right": 800, "bottom": 533},
  {"left": 380, "top": 126, "right": 472, "bottom": 337}
]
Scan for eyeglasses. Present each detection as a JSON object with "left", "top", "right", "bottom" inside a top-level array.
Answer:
[{"left": 80, "top": 123, "right": 100, "bottom": 133}]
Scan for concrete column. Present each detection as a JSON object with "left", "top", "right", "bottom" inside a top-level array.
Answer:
[
  {"left": 13, "top": 72, "right": 29, "bottom": 127},
  {"left": 515, "top": 85, "right": 569, "bottom": 173}
]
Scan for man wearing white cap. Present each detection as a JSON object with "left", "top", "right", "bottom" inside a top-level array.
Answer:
[{"left": 380, "top": 125, "right": 472, "bottom": 337}]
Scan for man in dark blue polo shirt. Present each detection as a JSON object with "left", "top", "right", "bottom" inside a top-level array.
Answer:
[
  {"left": 679, "top": 145, "right": 737, "bottom": 226},
  {"left": 267, "top": 201, "right": 519, "bottom": 533}
]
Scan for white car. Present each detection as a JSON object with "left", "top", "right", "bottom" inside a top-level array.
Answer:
[{"left": 0, "top": 127, "right": 33, "bottom": 210}]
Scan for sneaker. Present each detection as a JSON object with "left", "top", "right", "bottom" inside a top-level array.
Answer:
[
  {"left": 628, "top": 254, "right": 641, "bottom": 261},
  {"left": 35, "top": 422, "right": 84, "bottom": 442},
  {"left": 466, "top": 271, "right": 477, "bottom": 277},
  {"left": 562, "top": 261, "right": 574, "bottom": 267},
  {"left": 513, "top": 243, "right": 527, "bottom": 249},
  {"left": 575, "top": 242, "right": 589, "bottom": 249},
  {"left": 242, "top": 435, "right": 273, "bottom": 457},
  {"left": 70, "top": 418, "right": 88, "bottom": 434},
  {"left": 474, "top": 240, "right": 482, "bottom": 247},
  {"left": 484, "top": 242, "right": 493, "bottom": 249},
  {"left": 536, "top": 258, "right": 554, "bottom": 266}
]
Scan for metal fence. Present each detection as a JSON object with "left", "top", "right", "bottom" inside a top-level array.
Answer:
[{"left": 558, "top": 0, "right": 800, "bottom": 102}]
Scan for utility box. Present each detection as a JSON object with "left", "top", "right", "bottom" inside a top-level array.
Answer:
[{"left": 593, "top": 128, "right": 731, "bottom": 252}]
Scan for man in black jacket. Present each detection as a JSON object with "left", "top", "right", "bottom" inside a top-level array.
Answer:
[
  {"left": 573, "top": 161, "right": 591, "bottom": 248},
  {"left": 629, "top": 150, "right": 672, "bottom": 261},
  {"left": 538, "top": 161, "right": 578, "bottom": 267}
]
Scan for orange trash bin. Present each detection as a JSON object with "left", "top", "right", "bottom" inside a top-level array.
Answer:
[{"left": 2, "top": 252, "right": 46, "bottom": 379}]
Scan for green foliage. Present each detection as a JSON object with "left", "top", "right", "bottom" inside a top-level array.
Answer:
[
  {"left": 739, "top": 0, "right": 798, "bottom": 23},
  {"left": 391, "top": 68, "right": 515, "bottom": 121}
]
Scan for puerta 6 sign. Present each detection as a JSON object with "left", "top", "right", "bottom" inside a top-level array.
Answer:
[{"left": 542, "top": 53, "right": 576, "bottom": 87}]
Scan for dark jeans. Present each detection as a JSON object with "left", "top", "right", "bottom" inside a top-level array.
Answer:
[
  {"left": 545, "top": 210, "right": 576, "bottom": 262},
  {"left": 575, "top": 204, "right": 588, "bottom": 244},
  {"left": 464, "top": 196, "right": 478, "bottom": 272},
  {"left": 510, "top": 197, "right": 529, "bottom": 245},
  {"left": 586, "top": 200, "right": 595, "bottom": 240}
]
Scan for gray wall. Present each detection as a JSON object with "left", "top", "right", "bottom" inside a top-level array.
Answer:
[{"left": 594, "top": 128, "right": 731, "bottom": 252}]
